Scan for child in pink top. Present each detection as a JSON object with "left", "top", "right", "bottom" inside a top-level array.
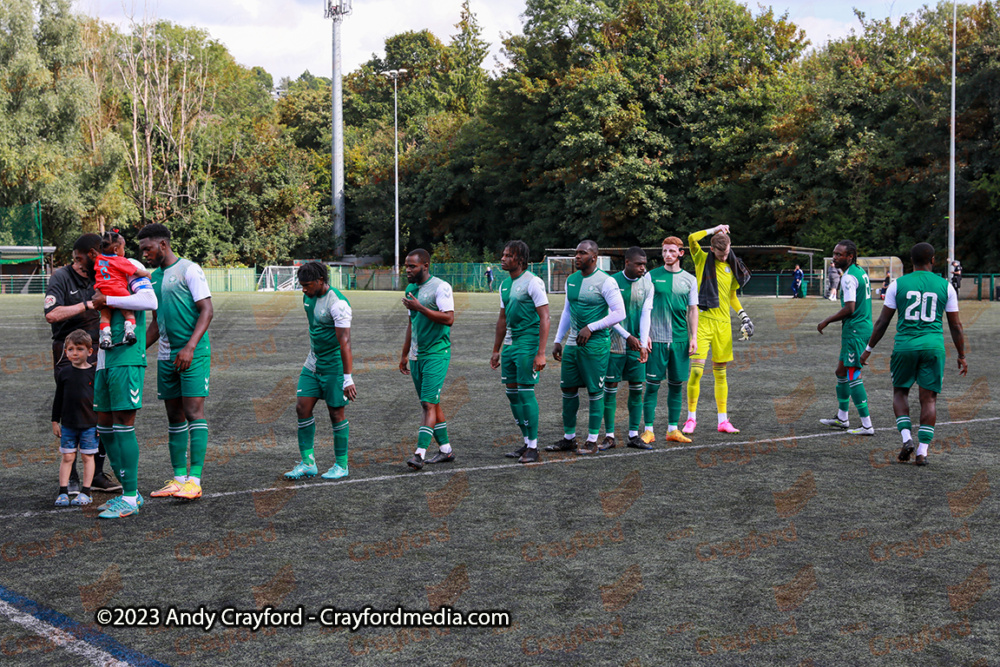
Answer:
[{"left": 94, "top": 231, "right": 151, "bottom": 349}]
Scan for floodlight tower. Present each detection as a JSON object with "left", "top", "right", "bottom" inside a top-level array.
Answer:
[
  {"left": 326, "top": 0, "right": 352, "bottom": 258},
  {"left": 381, "top": 69, "right": 407, "bottom": 290},
  {"left": 948, "top": 0, "right": 957, "bottom": 279}
]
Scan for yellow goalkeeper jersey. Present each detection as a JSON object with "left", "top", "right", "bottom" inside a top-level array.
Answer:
[{"left": 689, "top": 229, "right": 743, "bottom": 324}]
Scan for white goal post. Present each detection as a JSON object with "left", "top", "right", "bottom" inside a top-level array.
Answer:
[
  {"left": 257, "top": 266, "right": 300, "bottom": 292},
  {"left": 545, "top": 256, "right": 613, "bottom": 293}
]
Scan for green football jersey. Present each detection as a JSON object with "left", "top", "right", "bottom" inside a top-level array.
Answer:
[
  {"left": 648, "top": 267, "right": 698, "bottom": 344},
  {"left": 564, "top": 269, "right": 616, "bottom": 346},
  {"left": 303, "top": 287, "right": 351, "bottom": 373},
  {"left": 98, "top": 309, "right": 147, "bottom": 370},
  {"left": 840, "top": 264, "right": 873, "bottom": 339},
  {"left": 610, "top": 271, "right": 652, "bottom": 354},
  {"left": 151, "top": 258, "right": 211, "bottom": 361},
  {"left": 500, "top": 271, "right": 548, "bottom": 347},
  {"left": 406, "top": 275, "right": 454, "bottom": 358},
  {"left": 890, "top": 271, "right": 956, "bottom": 351}
]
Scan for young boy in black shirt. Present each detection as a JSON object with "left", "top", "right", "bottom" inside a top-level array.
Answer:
[{"left": 52, "top": 330, "right": 98, "bottom": 507}]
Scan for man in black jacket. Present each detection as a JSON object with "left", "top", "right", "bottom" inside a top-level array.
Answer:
[{"left": 43, "top": 234, "right": 121, "bottom": 494}]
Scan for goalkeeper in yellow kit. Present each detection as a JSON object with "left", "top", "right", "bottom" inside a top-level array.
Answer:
[{"left": 683, "top": 224, "right": 753, "bottom": 434}]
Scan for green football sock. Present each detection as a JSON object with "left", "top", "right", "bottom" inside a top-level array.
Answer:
[
  {"left": 297, "top": 417, "right": 316, "bottom": 465},
  {"left": 433, "top": 422, "right": 449, "bottom": 445},
  {"left": 333, "top": 420, "right": 349, "bottom": 467},
  {"left": 628, "top": 383, "right": 644, "bottom": 432},
  {"left": 836, "top": 375, "right": 850, "bottom": 413},
  {"left": 603, "top": 386, "right": 618, "bottom": 435},
  {"left": 506, "top": 388, "right": 526, "bottom": 436},
  {"left": 588, "top": 391, "right": 604, "bottom": 436},
  {"left": 667, "top": 380, "right": 684, "bottom": 428},
  {"left": 114, "top": 425, "right": 139, "bottom": 496},
  {"left": 849, "top": 379, "right": 870, "bottom": 418},
  {"left": 918, "top": 425, "right": 934, "bottom": 445},
  {"left": 97, "top": 426, "right": 118, "bottom": 477},
  {"left": 643, "top": 381, "right": 661, "bottom": 429},
  {"left": 188, "top": 419, "right": 207, "bottom": 478},
  {"left": 417, "top": 425, "right": 434, "bottom": 453},
  {"left": 562, "top": 391, "right": 579, "bottom": 435},
  {"left": 167, "top": 421, "right": 189, "bottom": 477},
  {"left": 520, "top": 387, "right": 539, "bottom": 440}
]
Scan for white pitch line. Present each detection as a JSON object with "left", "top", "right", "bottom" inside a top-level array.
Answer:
[
  {"left": 0, "top": 599, "right": 130, "bottom": 667},
  {"left": 1, "top": 417, "right": 997, "bottom": 520}
]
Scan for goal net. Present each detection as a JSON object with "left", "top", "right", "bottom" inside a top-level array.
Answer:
[
  {"left": 257, "top": 266, "right": 299, "bottom": 292},
  {"left": 545, "top": 256, "right": 613, "bottom": 293}
]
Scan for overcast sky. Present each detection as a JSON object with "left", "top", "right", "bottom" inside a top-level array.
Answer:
[{"left": 72, "top": 0, "right": 938, "bottom": 83}]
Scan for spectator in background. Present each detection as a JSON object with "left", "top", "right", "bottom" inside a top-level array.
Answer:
[
  {"left": 881, "top": 272, "right": 891, "bottom": 300},
  {"left": 791, "top": 264, "right": 804, "bottom": 298},
  {"left": 951, "top": 260, "right": 962, "bottom": 293},
  {"left": 485, "top": 265, "right": 494, "bottom": 292},
  {"left": 827, "top": 262, "right": 842, "bottom": 301},
  {"left": 43, "top": 233, "right": 121, "bottom": 495}
]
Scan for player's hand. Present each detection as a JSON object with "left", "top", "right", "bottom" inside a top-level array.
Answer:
[
  {"left": 533, "top": 353, "right": 546, "bottom": 373},
  {"left": 576, "top": 326, "right": 593, "bottom": 346},
  {"left": 738, "top": 309, "right": 754, "bottom": 340},
  {"left": 401, "top": 293, "right": 421, "bottom": 312},
  {"left": 552, "top": 343, "right": 563, "bottom": 362},
  {"left": 626, "top": 335, "right": 642, "bottom": 352},
  {"left": 490, "top": 351, "right": 500, "bottom": 369},
  {"left": 90, "top": 289, "right": 106, "bottom": 310},
  {"left": 174, "top": 346, "right": 194, "bottom": 371},
  {"left": 343, "top": 378, "right": 357, "bottom": 401},
  {"left": 399, "top": 356, "right": 410, "bottom": 375},
  {"left": 860, "top": 350, "right": 871, "bottom": 366},
  {"left": 715, "top": 224, "right": 730, "bottom": 235},
  {"left": 817, "top": 320, "right": 828, "bottom": 334},
  {"left": 639, "top": 347, "right": 649, "bottom": 364},
  {"left": 52, "top": 422, "right": 61, "bottom": 438},
  {"left": 688, "top": 339, "right": 698, "bottom": 356},
  {"left": 957, "top": 356, "right": 968, "bottom": 376}
]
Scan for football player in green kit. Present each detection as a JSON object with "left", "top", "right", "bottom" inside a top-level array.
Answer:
[
  {"left": 861, "top": 243, "right": 967, "bottom": 467},
  {"left": 817, "top": 240, "right": 875, "bottom": 436},
  {"left": 400, "top": 249, "right": 456, "bottom": 470},
  {"left": 639, "top": 236, "right": 699, "bottom": 446},
  {"left": 283, "top": 261, "right": 357, "bottom": 480},
  {"left": 599, "top": 247, "right": 653, "bottom": 451},
  {"left": 138, "top": 224, "right": 215, "bottom": 499},
  {"left": 546, "top": 240, "right": 626, "bottom": 455},
  {"left": 491, "top": 240, "right": 550, "bottom": 463}
]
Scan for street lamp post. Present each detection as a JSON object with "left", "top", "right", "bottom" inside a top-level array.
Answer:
[
  {"left": 381, "top": 68, "right": 407, "bottom": 290},
  {"left": 948, "top": 1, "right": 957, "bottom": 279},
  {"left": 325, "top": 0, "right": 352, "bottom": 258}
]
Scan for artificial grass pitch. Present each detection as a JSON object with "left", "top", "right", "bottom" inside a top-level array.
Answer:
[{"left": 0, "top": 292, "right": 997, "bottom": 665}]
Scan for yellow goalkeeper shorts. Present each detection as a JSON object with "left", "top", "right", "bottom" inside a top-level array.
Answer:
[{"left": 692, "top": 317, "right": 734, "bottom": 363}]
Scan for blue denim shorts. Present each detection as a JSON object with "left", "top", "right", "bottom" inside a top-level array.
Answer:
[{"left": 60, "top": 426, "right": 99, "bottom": 455}]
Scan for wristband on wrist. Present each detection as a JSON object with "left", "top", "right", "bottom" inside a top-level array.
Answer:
[
  {"left": 343, "top": 373, "right": 354, "bottom": 386},
  {"left": 958, "top": 355, "right": 966, "bottom": 360},
  {"left": 865, "top": 345, "right": 873, "bottom": 353}
]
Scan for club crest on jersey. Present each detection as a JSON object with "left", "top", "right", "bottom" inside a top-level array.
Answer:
[{"left": 168, "top": 275, "right": 178, "bottom": 283}]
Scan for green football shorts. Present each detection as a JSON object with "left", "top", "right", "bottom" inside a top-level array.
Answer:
[
  {"left": 411, "top": 355, "right": 450, "bottom": 404},
  {"left": 500, "top": 344, "right": 540, "bottom": 386},
  {"left": 560, "top": 342, "right": 610, "bottom": 394},
  {"left": 94, "top": 366, "right": 145, "bottom": 412},
  {"left": 157, "top": 355, "right": 211, "bottom": 400},
  {"left": 890, "top": 348, "right": 945, "bottom": 394},
  {"left": 645, "top": 341, "right": 690, "bottom": 383},
  {"left": 297, "top": 366, "right": 349, "bottom": 408},
  {"left": 606, "top": 350, "right": 645, "bottom": 384}
]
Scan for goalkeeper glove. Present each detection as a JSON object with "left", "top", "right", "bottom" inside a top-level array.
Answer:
[{"left": 738, "top": 309, "right": 754, "bottom": 340}]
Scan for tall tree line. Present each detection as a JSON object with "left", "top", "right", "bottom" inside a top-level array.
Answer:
[{"left": 1, "top": 0, "right": 998, "bottom": 269}]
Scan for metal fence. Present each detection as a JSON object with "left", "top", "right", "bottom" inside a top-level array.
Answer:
[{"left": 334, "top": 262, "right": 548, "bottom": 292}]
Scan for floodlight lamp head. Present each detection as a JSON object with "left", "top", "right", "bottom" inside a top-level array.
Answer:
[{"left": 324, "top": 0, "right": 352, "bottom": 19}]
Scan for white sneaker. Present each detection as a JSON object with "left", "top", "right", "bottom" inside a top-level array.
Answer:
[
  {"left": 847, "top": 426, "right": 875, "bottom": 436},
  {"left": 819, "top": 417, "right": 849, "bottom": 429}
]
